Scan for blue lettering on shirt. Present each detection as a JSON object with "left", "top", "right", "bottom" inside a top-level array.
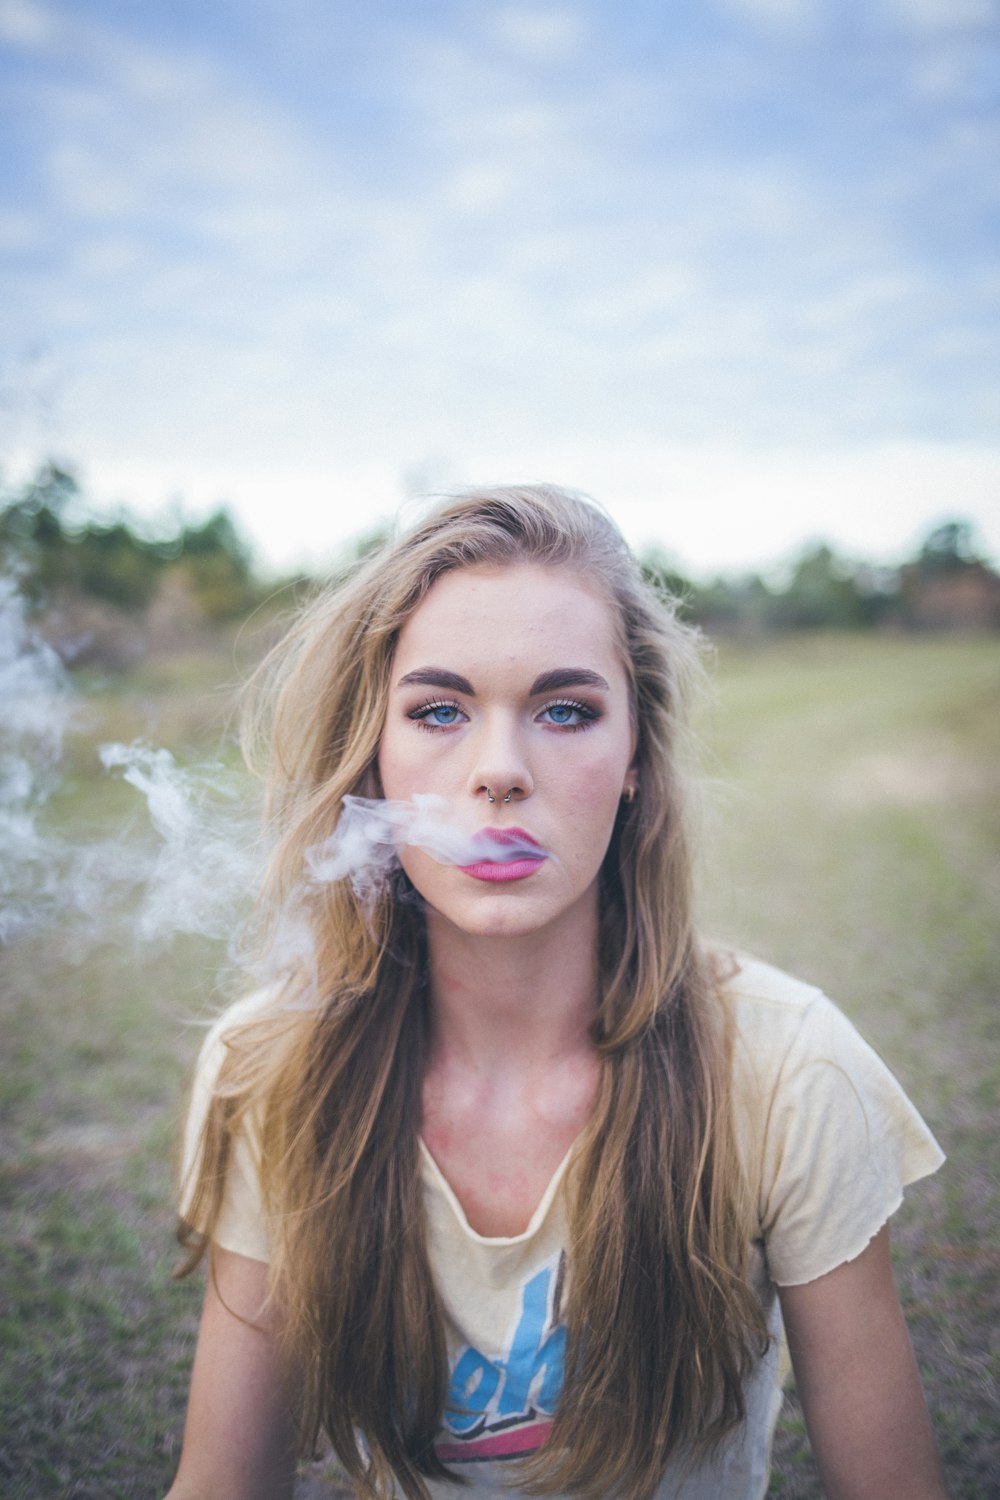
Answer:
[{"left": 445, "top": 1257, "right": 566, "bottom": 1436}]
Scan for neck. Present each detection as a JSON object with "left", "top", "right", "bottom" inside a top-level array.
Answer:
[{"left": 424, "top": 904, "right": 600, "bottom": 1074}]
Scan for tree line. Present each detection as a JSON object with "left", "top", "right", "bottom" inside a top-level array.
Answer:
[
  {"left": 1, "top": 462, "right": 264, "bottom": 622},
  {"left": 643, "top": 519, "right": 1000, "bottom": 635},
  {"left": 2, "top": 461, "right": 997, "bottom": 665}
]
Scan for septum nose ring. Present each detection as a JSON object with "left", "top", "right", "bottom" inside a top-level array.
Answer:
[{"left": 486, "top": 788, "right": 514, "bottom": 804}]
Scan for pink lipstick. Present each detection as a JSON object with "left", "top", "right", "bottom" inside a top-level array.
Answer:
[
  {"left": 477, "top": 827, "right": 543, "bottom": 851},
  {"left": 461, "top": 826, "right": 548, "bottom": 882}
]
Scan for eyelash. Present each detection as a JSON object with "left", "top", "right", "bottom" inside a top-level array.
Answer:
[
  {"left": 408, "top": 699, "right": 466, "bottom": 731},
  {"left": 539, "top": 698, "right": 599, "bottom": 731},
  {"left": 406, "top": 697, "right": 600, "bottom": 733}
]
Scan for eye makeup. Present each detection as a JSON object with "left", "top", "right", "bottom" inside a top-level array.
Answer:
[
  {"left": 407, "top": 698, "right": 467, "bottom": 730},
  {"left": 536, "top": 698, "right": 600, "bottom": 730},
  {"left": 405, "top": 694, "right": 602, "bottom": 734}
]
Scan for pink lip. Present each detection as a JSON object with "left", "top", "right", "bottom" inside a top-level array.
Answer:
[
  {"left": 462, "top": 827, "right": 547, "bottom": 882},
  {"left": 460, "top": 857, "right": 545, "bottom": 883},
  {"left": 476, "top": 826, "right": 543, "bottom": 849}
]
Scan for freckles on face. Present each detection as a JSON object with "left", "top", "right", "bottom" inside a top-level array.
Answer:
[{"left": 376, "top": 562, "right": 636, "bottom": 939}]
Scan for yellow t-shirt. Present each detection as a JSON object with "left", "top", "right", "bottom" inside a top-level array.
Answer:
[{"left": 181, "top": 956, "right": 944, "bottom": 1500}]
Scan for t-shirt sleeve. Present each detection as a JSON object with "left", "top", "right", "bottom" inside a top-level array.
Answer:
[
  {"left": 758, "top": 991, "right": 944, "bottom": 1287},
  {"left": 179, "top": 1007, "right": 272, "bottom": 1264}
]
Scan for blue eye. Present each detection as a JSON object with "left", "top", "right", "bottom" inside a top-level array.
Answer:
[
  {"left": 409, "top": 700, "right": 465, "bottom": 728},
  {"left": 539, "top": 699, "right": 597, "bottom": 729}
]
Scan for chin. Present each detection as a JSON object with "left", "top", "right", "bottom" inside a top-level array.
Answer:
[
  {"left": 427, "top": 881, "right": 598, "bottom": 944},
  {"left": 427, "top": 901, "right": 548, "bottom": 941}
]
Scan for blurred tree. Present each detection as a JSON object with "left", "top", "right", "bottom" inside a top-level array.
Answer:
[
  {"left": 70, "top": 519, "right": 164, "bottom": 608},
  {"left": 10, "top": 459, "right": 80, "bottom": 518},
  {"left": 900, "top": 518, "right": 1000, "bottom": 630},
  {"left": 915, "top": 519, "right": 981, "bottom": 574},
  {"left": 850, "top": 561, "right": 900, "bottom": 629},
  {"left": 765, "top": 544, "right": 869, "bottom": 631},
  {"left": 6, "top": 461, "right": 994, "bottom": 647},
  {"left": 1, "top": 462, "right": 89, "bottom": 601},
  {"left": 175, "top": 508, "right": 259, "bottom": 620},
  {"left": 0, "top": 461, "right": 267, "bottom": 634}
]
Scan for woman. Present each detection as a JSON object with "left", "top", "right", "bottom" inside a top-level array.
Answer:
[{"left": 168, "top": 485, "right": 947, "bottom": 1500}]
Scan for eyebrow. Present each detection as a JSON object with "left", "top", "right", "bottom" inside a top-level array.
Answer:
[
  {"left": 396, "top": 667, "right": 475, "bottom": 694},
  {"left": 529, "top": 668, "right": 611, "bottom": 694},
  {"left": 395, "top": 666, "right": 611, "bottom": 695}
]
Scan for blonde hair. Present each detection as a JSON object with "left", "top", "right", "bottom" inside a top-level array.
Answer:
[{"left": 179, "top": 485, "right": 768, "bottom": 1500}]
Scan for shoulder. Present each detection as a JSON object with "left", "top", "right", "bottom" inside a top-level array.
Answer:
[
  {"left": 199, "top": 984, "right": 288, "bottom": 1047},
  {"left": 716, "top": 951, "right": 827, "bottom": 1076},
  {"left": 189, "top": 986, "right": 294, "bottom": 1092},
  {"left": 716, "top": 948, "right": 914, "bottom": 1126},
  {"left": 181, "top": 987, "right": 290, "bottom": 1264},
  {"left": 183, "top": 988, "right": 280, "bottom": 1150},
  {"left": 713, "top": 951, "right": 945, "bottom": 1285},
  {"left": 718, "top": 950, "right": 824, "bottom": 1022},
  {"left": 717, "top": 952, "right": 835, "bottom": 1158},
  {"left": 717, "top": 951, "right": 929, "bottom": 1116}
]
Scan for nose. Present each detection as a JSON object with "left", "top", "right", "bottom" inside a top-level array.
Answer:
[{"left": 467, "top": 713, "right": 533, "bottom": 807}]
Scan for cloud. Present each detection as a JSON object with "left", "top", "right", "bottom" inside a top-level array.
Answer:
[
  {"left": 0, "top": 207, "right": 45, "bottom": 251},
  {"left": 476, "top": 436, "right": 1000, "bottom": 574},
  {"left": 10, "top": 5, "right": 341, "bottom": 238},
  {"left": 2, "top": 0, "right": 997, "bottom": 581},
  {"left": 0, "top": 0, "right": 58, "bottom": 48},
  {"left": 442, "top": 162, "right": 520, "bottom": 216},
  {"left": 57, "top": 434, "right": 1000, "bottom": 582},
  {"left": 717, "top": 0, "right": 822, "bottom": 32},
  {"left": 486, "top": 5, "right": 588, "bottom": 59},
  {"left": 881, "top": 0, "right": 997, "bottom": 33}
]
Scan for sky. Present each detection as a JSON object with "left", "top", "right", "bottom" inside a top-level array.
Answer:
[{"left": 1, "top": 0, "right": 998, "bottom": 579}]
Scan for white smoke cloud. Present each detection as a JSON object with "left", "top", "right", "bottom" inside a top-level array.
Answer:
[
  {"left": 97, "top": 741, "right": 260, "bottom": 943},
  {"left": 1, "top": 578, "right": 549, "bottom": 971},
  {"left": 305, "top": 792, "right": 548, "bottom": 909},
  {"left": 0, "top": 574, "right": 76, "bottom": 941}
]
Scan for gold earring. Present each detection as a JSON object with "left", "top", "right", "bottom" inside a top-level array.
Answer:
[{"left": 622, "top": 784, "right": 637, "bottom": 804}]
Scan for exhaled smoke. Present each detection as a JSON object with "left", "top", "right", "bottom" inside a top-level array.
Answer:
[
  {"left": 2, "top": 579, "right": 549, "bottom": 976},
  {"left": 305, "top": 793, "right": 548, "bottom": 908},
  {"left": 1, "top": 578, "right": 265, "bottom": 950},
  {"left": 0, "top": 575, "right": 75, "bottom": 941},
  {"left": 98, "top": 742, "right": 262, "bottom": 943}
]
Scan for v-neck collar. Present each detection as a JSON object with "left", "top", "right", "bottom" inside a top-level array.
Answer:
[{"left": 418, "top": 1136, "right": 579, "bottom": 1247}]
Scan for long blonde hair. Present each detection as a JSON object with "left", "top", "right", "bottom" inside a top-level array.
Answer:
[{"left": 179, "top": 485, "right": 768, "bottom": 1500}]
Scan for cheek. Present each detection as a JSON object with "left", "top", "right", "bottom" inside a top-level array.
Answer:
[
  {"left": 378, "top": 723, "right": 458, "bottom": 801},
  {"left": 555, "top": 743, "right": 631, "bottom": 853},
  {"left": 376, "top": 733, "right": 416, "bottom": 801},
  {"left": 395, "top": 843, "right": 437, "bottom": 894},
  {"left": 566, "top": 730, "right": 633, "bottom": 796}
]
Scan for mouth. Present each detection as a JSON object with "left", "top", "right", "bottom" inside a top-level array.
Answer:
[
  {"left": 461, "top": 826, "right": 548, "bottom": 882},
  {"left": 459, "top": 857, "right": 545, "bottom": 883},
  {"left": 476, "top": 826, "right": 543, "bottom": 850}
]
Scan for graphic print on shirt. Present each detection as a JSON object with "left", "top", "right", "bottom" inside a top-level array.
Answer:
[{"left": 437, "top": 1252, "right": 567, "bottom": 1463}]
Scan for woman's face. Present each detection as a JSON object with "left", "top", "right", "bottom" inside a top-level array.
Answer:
[{"left": 377, "top": 562, "right": 637, "bottom": 942}]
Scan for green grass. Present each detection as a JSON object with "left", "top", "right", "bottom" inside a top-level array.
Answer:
[
  {"left": 1, "top": 633, "right": 997, "bottom": 1496},
  {"left": 698, "top": 634, "right": 1000, "bottom": 1498}
]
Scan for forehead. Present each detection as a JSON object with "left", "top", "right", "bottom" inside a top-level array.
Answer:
[{"left": 394, "top": 563, "right": 626, "bottom": 675}]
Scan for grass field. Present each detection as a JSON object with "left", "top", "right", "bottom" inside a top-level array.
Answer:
[{"left": 1, "top": 632, "right": 998, "bottom": 1498}]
